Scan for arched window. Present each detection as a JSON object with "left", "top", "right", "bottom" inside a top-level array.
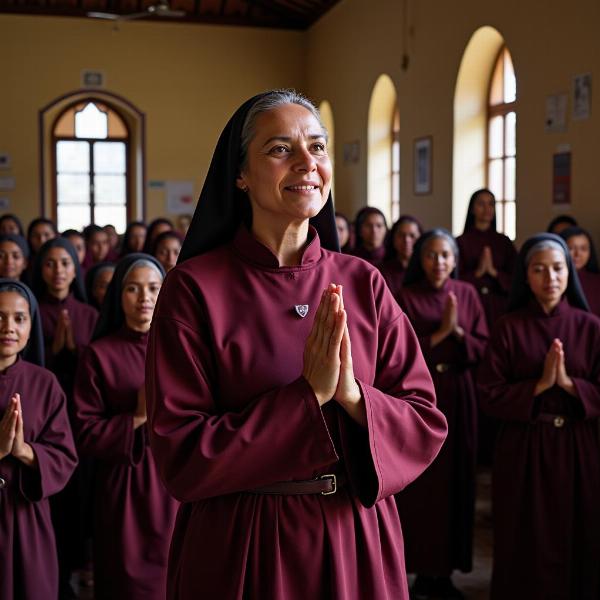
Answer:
[
  {"left": 53, "top": 100, "right": 130, "bottom": 232},
  {"left": 487, "top": 47, "right": 516, "bottom": 239},
  {"left": 391, "top": 108, "right": 400, "bottom": 222},
  {"left": 368, "top": 74, "right": 399, "bottom": 223}
]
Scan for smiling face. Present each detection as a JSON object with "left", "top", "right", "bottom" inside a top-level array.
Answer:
[
  {"left": 236, "top": 103, "right": 332, "bottom": 227},
  {"left": 527, "top": 248, "right": 568, "bottom": 311},
  {"left": 0, "top": 241, "right": 27, "bottom": 280},
  {"left": 121, "top": 266, "right": 163, "bottom": 332},
  {"left": 421, "top": 236, "right": 456, "bottom": 288},
  {"left": 566, "top": 234, "right": 591, "bottom": 271},
  {"left": 41, "top": 247, "right": 76, "bottom": 299},
  {"left": 0, "top": 291, "right": 31, "bottom": 368}
]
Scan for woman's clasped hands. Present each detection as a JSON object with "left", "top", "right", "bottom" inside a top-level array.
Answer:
[
  {"left": 534, "top": 338, "right": 577, "bottom": 397},
  {"left": 302, "top": 284, "right": 366, "bottom": 425},
  {"left": 0, "top": 393, "right": 36, "bottom": 466}
]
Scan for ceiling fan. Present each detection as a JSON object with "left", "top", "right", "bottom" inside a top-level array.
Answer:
[{"left": 87, "top": 0, "right": 185, "bottom": 21}]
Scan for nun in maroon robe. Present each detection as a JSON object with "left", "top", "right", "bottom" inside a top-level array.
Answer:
[
  {"left": 456, "top": 189, "right": 517, "bottom": 328},
  {"left": 350, "top": 206, "right": 388, "bottom": 265},
  {"left": 395, "top": 230, "right": 488, "bottom": 599},
  {"left": 559, "top": 226, "right": 600, "bottom": 316},
  {"left": 146, "top": 90, "right": 447, "bottom": 600},
  {"left": 379, "top": 215, "right": 422, "bottom": 297},
  {"left": 74, "top": 254, "right": 178, "bottom": 600},
  {"left": 0, "top": 279, "right": 78, "bottom": 600},
  {"left": 478, "top": 233, "right": 600, "bottom": 600},
  {"left": 32, "top": 237, "right": 98, "bottom": 598}
]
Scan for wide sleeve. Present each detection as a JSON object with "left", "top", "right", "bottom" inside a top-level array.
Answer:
[
  {"left": 146, "top": 269, "right": 339, "bottom": 503},
  {"left": 19, "top": 374, "right": 78, "bottom": 502},
  {"left": 73, "top": 346, "right": 145, "bottom": 465},
  {"left": 340, "top": 276, "right": 448, "bottom": 507},
  {"left": 477, "top": 321, "right": 539, "bottom": 421},
  {"left": 570, "top": 319, "right": 600, "bottom": 418}
]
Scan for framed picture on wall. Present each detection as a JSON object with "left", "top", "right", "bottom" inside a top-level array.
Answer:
[{"left": 414, "top": 136, "right": 432, "bottom": 195}]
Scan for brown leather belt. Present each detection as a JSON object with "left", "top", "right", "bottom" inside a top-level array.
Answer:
[
  {"left": 248, "top": 473, "right": 344, "bottom": 496},
  {"left": 536, "top": 413, "right": 568, "bottom": 428}
]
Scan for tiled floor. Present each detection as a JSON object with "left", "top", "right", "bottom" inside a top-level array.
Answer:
[{"left": 72, "top": 471, "right": 494, "bottom": 599}]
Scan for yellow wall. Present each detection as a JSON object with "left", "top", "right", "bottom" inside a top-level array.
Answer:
[
  {"left": 307, "top": 0, "right": 600, "bottom": 245},
  {"left": 2, "top": 1, "right": 599, "bottom": 246},
  {"left": 1, "top": 14, "right": 305, "bottom": 227}
]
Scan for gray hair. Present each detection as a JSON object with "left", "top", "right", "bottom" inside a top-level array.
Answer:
[
  {"left": 122, "top": 259, "right": 164, "bottom": 286},
  {"left": 525, "top": 240, "right": 566, "bottom": 266},
  {"left": 239, "top": 89, "right": 327, "bottom": 171},
  {"left": 420, "top": 228, "right": 459, "bottom": 259}
]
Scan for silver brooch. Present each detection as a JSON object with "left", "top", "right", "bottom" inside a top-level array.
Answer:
[{"left": 294, "top": 305, "right": 309, "bottom": 318}]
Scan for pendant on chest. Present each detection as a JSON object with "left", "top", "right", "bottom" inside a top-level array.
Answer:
[{"left": 294, "top": 304, "right": 309, "bottom": 318}]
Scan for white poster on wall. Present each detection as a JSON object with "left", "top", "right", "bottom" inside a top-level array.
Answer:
[
  {"left": 545, "top": 94, "right": 568, "bottom": 133},
  {"left": 166, "top": 181, "right": 195, "bottom": 215}
]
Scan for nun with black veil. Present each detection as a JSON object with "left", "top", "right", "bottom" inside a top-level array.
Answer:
[
  {"left": 478, "top": 233, "right": 600, "bottom": 600},
  {"left": 73, "top": 254, "right": 178, "bottom": 600},
  {"left": 395, "top": 229, "right": 488, "bottom": 600},
  {"left": 0, "top": 279, "right": 77, "bottom": 600},
  {"left": 146, "top": 89, "right": 447, "bottom": 600}
]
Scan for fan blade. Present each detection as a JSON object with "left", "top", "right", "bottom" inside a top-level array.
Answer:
[
  {"left": 87, "top": 11, "right": 121, "bottom": 19},
  {"left": 157, "top": 8, "right": 186, "bottom": 16},
  {"left": 119, "top": 10, "right": 155, "bottom": 20}
]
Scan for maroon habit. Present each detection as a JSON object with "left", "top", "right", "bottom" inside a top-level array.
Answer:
[
  {"left": 577, "top": 269, "right": 600, "bottom": 316},
  {"left": 74, "top": 327, "right": 178, "bottom": 600},
  {"left": 456, "top": 228, "right": 517, "bottom": 327},
  {"left": 38, "top": 292, "right": 98, "bottom": 584},
  {"left": 379, "top": 258, "right": 406, "bottom": 298},
  {"left": 0, "top": 358, "right": 78, "bottom": 600},
  {"left": 350, "top": 244, "right": 386, "bottom": 266},
  {"left": 147, "top": 226, "right": 447, "bottom": 600},
  {"left": 396, "top": 279, "right": 488, "bottom": 575},
  {"left": 478, "top": 299, "right": 600, "bottom": 599}
]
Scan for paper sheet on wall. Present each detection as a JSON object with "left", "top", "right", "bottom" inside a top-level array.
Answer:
[{"left": 166, "top": 181, "right": 195, "bottom": 215}]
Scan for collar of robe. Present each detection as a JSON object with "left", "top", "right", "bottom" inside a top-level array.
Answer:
[
  {"left": 232, "top": 224, "right": 322, "bottom": 271},
  {"left": 42, "top": 291, "right": 74, "bottom": 306},
  {"left": 120, "top": 325, "right": 150, "bottom": 343},
  {"left": 0, "top": 356, "right": 26, "bottom": 379},
  {"left": 529, "top": 296, "right": 570, "bottom": 317}
]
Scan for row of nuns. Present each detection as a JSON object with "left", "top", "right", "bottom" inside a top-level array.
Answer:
[
  {"left": 0, "top": 91, "right": 599, "bottom": 600},
  {"left": 0, "top": 216, "right": 187, "bottom": 600},
  {"left": 335, "top": 192, "right": 600, "bottom": 599}
]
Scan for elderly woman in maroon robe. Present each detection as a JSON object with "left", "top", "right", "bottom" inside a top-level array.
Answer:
[
  {"left": 456, "top": 189, "right": 517, "bottom": 328},
  {"left": 146, "top": 90, "right": 447, "bottom": 600},
  {"left": 559, "top": 226, "right": 600, "bottom": 316},
  {"left": 74, "top": 253, "right": 178, "bottom": 600},
  {"left": 395, "top": 229, "right": 488, "bottom": 600},
  {"left": 478, "top": 233, "right": 600, "bottom": 600},
  {"left": 32, "top": 236, "right": 98, "bottom": 599},
  {"left": 0, "top": 279, "right": 78, "bottom": 600},
  {"left": 380, "top": 215, "right": 422, "bottom": 297},
  {"left": 350, "top": 206, "right": 388, "bottom": 265}
]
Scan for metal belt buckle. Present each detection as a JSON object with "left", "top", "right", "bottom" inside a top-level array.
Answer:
[
  {"left": 553, "top": 416, "right": 565, "bottom": 428},
  {"left": 320, "top": 473, "right": 337, "bottom": 495}
]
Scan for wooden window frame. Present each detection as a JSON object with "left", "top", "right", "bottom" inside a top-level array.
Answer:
[
  {"left": 51, "top": 98, "right": 133, "bottom": 229},
  {"left": 391, "top": 106, "right": 401, "bottom": 222},
  {"left": 486, "top": 46, "right": 517, "bottom": 238}
]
